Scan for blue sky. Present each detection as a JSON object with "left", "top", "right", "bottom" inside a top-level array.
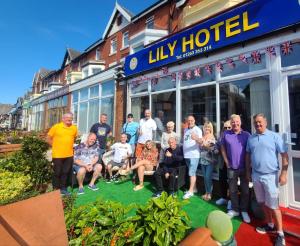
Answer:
[{"left": 0, "top": 0, "right": 158, "bottom": 104}]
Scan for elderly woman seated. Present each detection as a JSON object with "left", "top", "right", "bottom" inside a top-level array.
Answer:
[{"left": 131, "top": 140, "right": 158, "bottom": 191}]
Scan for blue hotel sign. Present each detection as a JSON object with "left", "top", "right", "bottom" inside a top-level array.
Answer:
[{"left": 125, "top": 0, "right": 300, "bottom": 76}]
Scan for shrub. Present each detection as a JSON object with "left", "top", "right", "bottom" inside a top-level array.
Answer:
[
  {"left": 0, "top": 170, "right": 33, "bottom": 205},
  {"left": 0, "top": 133, "right": 52, "bottom": 189},
  {"left": 64, "top": 193, "right": 190, "bottom": 245},
  {"left": 135, "top": 192, "right": 190, "bottom": 246}
]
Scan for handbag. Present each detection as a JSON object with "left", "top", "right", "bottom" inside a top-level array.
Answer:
[{"left": 123, "top": 123, "right": 131, "bottom": 143}]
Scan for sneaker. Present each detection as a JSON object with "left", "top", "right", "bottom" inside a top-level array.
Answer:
[
  {"left": 275, "top": 234, "right": 286, "bottom": 246},
  {"left": 227, "top": 210, "right": 239, "bottom": 219},
  {"left": 241, "top": 212, "right": 251, "bottom": 223},
  {"left": 256, "top": 224, "right": 276, "bottom": 234},
  {"left": 77, "top": 187, "right": 84, "bottom": 195},
  {"left": 113, "top": 176, "right": 120, "bottom": 183},
  {"left": 60, "top": 189, "right": 71, "bottom": 196},
  {"left": 216, "top": 198, "right": 227, "bottom": 206},
  {"left": 88, "top": 185, "right": 99, "bottom": 191},
  {"left": 152, "top": 192, "right": 162, "bottom": 198},
  {"left": 183, "top": 191, "right": 194, "bottom": 200},
  {"left": 106, "top": 177, "right": 113, "bottom": 183},
  {"left": 227, "top": 200, "right": 232, "bottom": 210},
  {"left": 169, "top": 192, "right": 177, "bottom": 198}
]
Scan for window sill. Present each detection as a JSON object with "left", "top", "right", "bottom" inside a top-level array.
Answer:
[
  {"left": 120, "top": 46, "right": 129, "bottom": 51},
  {"left": 109, "top": 52, "right": 117, "bottom": 57}
]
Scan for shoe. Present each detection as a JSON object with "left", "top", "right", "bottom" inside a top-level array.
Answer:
[
  {"left": 113, "top": 176, "right": 120, "bottom": 183},
  {"left": 88, "top": 185, "right": 99, "bottom": 191},
  {"left": 275, "top": 234, "right": 286, "bottom": 246},
  {"left": 256, "top": 224, "right": 276, "bottom": 234},
  {"left": 77, "top": 187, "right": 84, "bottom": 195},
  {"left": 60, "top": 189, "right": 71, "bottom": 196},
  {"left": 183, "top": 191, "right": 194, "bottom": 200},
  {"left": 216, "top": 198, "right": 227, "bottom": 206},
  {"left": 169, "top": 192, "right": 177, "bottom": 198},
  {"left": 227, "top": 200, "right": 232, "bottom": 210},
  {"left": 106, "top": 177, "right": 113, "bottom": 183},
  {"left": 227, "top": 210, "right": 239, "bottom": 219},
  {"left": 152, "top": 192, "right": 162, "bottom": 198},
  {"left": 241, "top": 212, "right": 251, "bottom": 223},
  {"left": 205, "top": 194, "right": 212, "bottom": 201},
  {"left": 133, "top": 184, "right": 144, "bottom": 191}
]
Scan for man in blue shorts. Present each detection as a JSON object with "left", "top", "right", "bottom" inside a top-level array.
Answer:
[{"left": 246, "top": 113, "right": 288, "bottom": 246}]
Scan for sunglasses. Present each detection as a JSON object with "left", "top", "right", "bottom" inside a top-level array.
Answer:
[{"left": 223, "top": 127, "right": 231, "bottom": 130}]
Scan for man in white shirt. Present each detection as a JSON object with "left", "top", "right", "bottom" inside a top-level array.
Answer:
[
  {"left": 106, "top": 133, "right": 132, "bottom": 182},
  {"left": 135, "top": 109, "right": 157, "bottom": 158},
  {"left": 183, "top": 115, "right": 203, "bottom": 199}
]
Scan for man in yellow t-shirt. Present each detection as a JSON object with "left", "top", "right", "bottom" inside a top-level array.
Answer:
[{"left": 47, "top": 113, "right": 78, "bottom": 195}]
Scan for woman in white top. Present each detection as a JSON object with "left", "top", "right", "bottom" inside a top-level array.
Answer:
[{"left": 159, "top": 121, "right": 179, "bottom": 162}]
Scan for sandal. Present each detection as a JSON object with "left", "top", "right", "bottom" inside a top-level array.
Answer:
[
  {"left": 201, "top": 194, "right": 208, "bottom": 200},
  {"left": 204, "top": 194, "right": 212, "bottom": 201},
  {"left": 133, "top": 184, "right": 144, "bottom": 191}
]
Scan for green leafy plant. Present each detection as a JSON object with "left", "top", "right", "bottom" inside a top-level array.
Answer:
[
  {"left": 135, "top": 192, "right": 190, "bottom": 246},
  {"left": 0, "top": 170, "right": 33, "bottom": 205},
  {"left": 64, "top": 193, "right": 190, "bottom": 245},
  {"left": 0, "top": 133, "right": 52, "bottom": 189},
  {"left": 65, "top": 199, "right": 138, "bottom": 246}
]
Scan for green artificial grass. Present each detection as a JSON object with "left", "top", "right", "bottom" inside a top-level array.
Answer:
[{"left": 73, "top": 177, "right": 241, "bottom": 233}]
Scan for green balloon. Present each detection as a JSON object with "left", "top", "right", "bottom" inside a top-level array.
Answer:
[{"left": 206, "top": 210, "right": 233, "bottom": 243}]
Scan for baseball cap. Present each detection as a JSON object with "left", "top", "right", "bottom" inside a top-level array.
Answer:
[{"left": 127, "top": 113, "right": 134, "bottom": 118}]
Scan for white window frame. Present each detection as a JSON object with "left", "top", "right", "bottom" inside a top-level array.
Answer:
[
  {"left": 146, "top": 16, "right": 154, "bottom": 29},
  {"left": 110, "top": 38, "right": 117, "bottom": 55},
  {"left": 122, "top": 31, "right": 129, "bottom": 49},
  {"left": 95, "top": 48, "right": 101, "bottom": 60}
]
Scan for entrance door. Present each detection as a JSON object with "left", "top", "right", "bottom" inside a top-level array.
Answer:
[{"left": 283, "top": 73, "right": 300, "bottom": 208}]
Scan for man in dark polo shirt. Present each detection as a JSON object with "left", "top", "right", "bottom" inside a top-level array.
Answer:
[
  {"left": 90, "top": 113, "right": 112, "bottom": 158},
  {"left": 220, "top": 114, "right": 251, "bottom": 223}
]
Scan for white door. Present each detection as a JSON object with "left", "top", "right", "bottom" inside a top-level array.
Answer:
[{"left": 282, "top": 72, "right": 300, "bottom": 209}]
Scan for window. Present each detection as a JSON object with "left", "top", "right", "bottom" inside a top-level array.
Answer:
[
  {"left": 123, "top": 31, "right": 129, "bottom": 48},
  {"left": 281, "top": 42, "right": 300, "bottom": 67},
  {"left": 221, "top": 54, "right": 266, "bottom": 77},
  {"left": 130, "top": 80, "right": 148, "bottom": 94},
  {"left": 132, "top": 45, "right": 144, "bottom": 54},
  {"left": 146, "top": 16, "right": 154, "bottom": 29},
  {"left": 131, "top": 96, "right": 149, "bottom": 121},
  {"left": 152, "top": 91, "right": 176, "bottom": 141},
  {"left": 72, "top": 80, "right": 115, "bottom": 134},
  {"left": 181, "top": 66, "right": 215, "bottom": 87},
  {"left": 151, "top": 75, "right": 176, "bottom": 92},
  {"left": 95, "top": 48, "right": 101, "bottom": 60},
  {"left": 181, "top": 85, "right": 217, "bottom": 129},
  {"left": 92, "top": 68, "right": 101, "bottom": 75},
  {"left": 110, "top": 38, "right": 117, "bottom": 54},
  {"left": 82, "top": 69, "right": 88, "bottom": 79},
  {"left": 219, "top": 76, "right": 271, "bottom": 133}
]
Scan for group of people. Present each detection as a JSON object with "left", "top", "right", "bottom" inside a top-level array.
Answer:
[{"left": 47, "top": 110, "right": 288, "bottom": 246}]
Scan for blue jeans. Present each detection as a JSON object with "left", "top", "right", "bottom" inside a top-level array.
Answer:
[{"left": 201, "top": 164, "right": 213, "bottom": 194}]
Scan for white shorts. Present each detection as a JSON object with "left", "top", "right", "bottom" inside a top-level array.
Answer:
[{"left": 252, "top": 172, "right": 279, "bottom": 209}]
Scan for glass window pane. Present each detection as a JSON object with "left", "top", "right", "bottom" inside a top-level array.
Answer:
[
  {"left": 151, "top": 75, "right": 176, "bottom": 92},
  {"left": 62, "top": 95, "right": 68, "bottom": 107},
  {"left": 90, "top": 85, "right": 99, "bottom": 98},
  {"left": 130, "top": 81, "right": 148, "bottom": 94},
  {"left": 102, "top": 81, "right": 114, "bottom": 96},
  {"left": 219, "top": 76, "right": 271, "bottom": 133},
  {"left": 72, "top": 103, "right": 78, "bottom": 124},
  {"left": 281, "top": 42, "right": 300, "bottom": 67},
  {"left": 88, "top": 99, "right": 99, "bottom": 130},
  {"left": 152, "top": 91, "right": 176, "bottom": 141},
  {"left": 288, "top": 74, "right": 300, "bottom": 150},
  {"left": 221, "top": 54, "right": 266, "bottom": 77},
  {"left": 182, "top": 85, "right": 216, "bottom": 132},
  {"left": 181, "top": 66, "right": 215, "bottom": 87},
  {"left": 131, "top": 96, "right": 149, "bottom": 121},
  {"left": 101, "top": 97, "right": 114, "bottom": 128},
  {"left": 80, "top": 88, "right": 89, "bottom": 101},
  {"left": 78, "top": 102, "right": 88, "bottom": 134},
  {"left": 72, "top": 91, "right": 79, "bottom": 103},
  {"left": 293, "top": 158, "right": 300, "bottom": 202}
]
